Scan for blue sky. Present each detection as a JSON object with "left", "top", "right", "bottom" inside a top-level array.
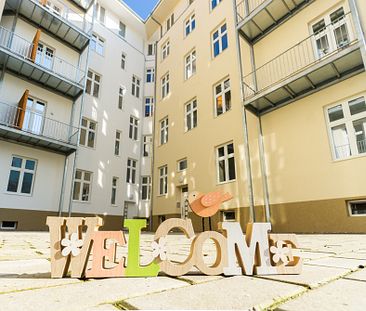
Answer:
[{"left": 123, "top": 0, "right": 160, "bottom": 20}]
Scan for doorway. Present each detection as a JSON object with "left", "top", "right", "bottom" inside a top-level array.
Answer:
[{"left": 180, "top": 186, "right": 189, "bottom": 219}]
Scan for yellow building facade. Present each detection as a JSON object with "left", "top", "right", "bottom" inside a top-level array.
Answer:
[{"left": 149, "top": 0, "right": 366, "bottom": 233}]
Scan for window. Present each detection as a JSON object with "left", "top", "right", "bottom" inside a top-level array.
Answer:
[
  {"left": 121, "top": 53, "right": 126, "bottom": 70},
  {"left": 141, "top": 176, "right": 152, "bottom": 200},
  {"left": 129, "top": 116, "right": 139, "bottom": 141},
  {"left": 119, "top": 21, "right": 126, "bottom": 37},
  {"left": 222, "top": 210, "right": 236, "bottom": 221},
  {"left": 162, "top": 40, "right": 170, "bottom": 60},
  {"left": 215, "top": 78, "right": 231, "bottom": 116},
  {"left": 185, "top": 13, "right": 196, "bottom": 36},
  {"left": 160, "top": 117, "right": 169, "bottom": 145},
  {"left": 35, "top": 42, "right": 54, "bottom": 70},
  {"left": 115, "top": 131, "right": 121, "bottom": 156},
  {"left": 7, "top": 156, "right": 37, "bottom": 195},
  {"left": 111, "top": 177, "right": 118, "bottom": 205},
  {"left": 161, "top": 73, "right": 170, "bottom": 98},
  {"left": 96, "top": 4, "right": 105, "bottom": 24},
  {"left": 118, "top": 86, "right": 125, "bottom": 110},
  {"left": 132, "top": 76, "right": 141, "bottom": 98},
  {"left": 0, "top": 221, "right": 17, "bottom": 230},
  {"left": 91, "top": 34, "right": 104, "bottom": 55},
  {"left": 80, "top": 117, "right": 97, "bottom": 148},
  {"left": 211, "top": 0, "right": 223, "bottom": 10},
  {"left": 86, "top": 70, "right": 101, "bottom": 98},
  {"left": 178, "top": 158, "right": 187, "bottom": 171},
  {"left": 148, "top": 44, "right": 155, "bottom": 56},
  {"left": 212, "top": 23, "right": 228, "bottom": 57},
  {"left": 312, "top": 7, "right": 350, "bottom": 58},
  {"left": 126, "top": 159, "right": 137, "bottom": 184},
  {"left": 216, "top": 142, "right": 236, "bottom": 183},
  {"left": 348, "top": 200, "right": 366, "bottom": 216},
  {"left": 166, "top": 14, "right": 174, "bottom": 32},
  {"left": 143, "top": 135, "right": 152, "bottom": 157},
  {"left": 73, "top": 170, "right": 92, "bottom": 202},
  {"left": 146, "top": 68, "right": 155, "bottom": 83},
  {"left": 326, "top": 96, "right": 366, "bottom": 160},
  {"left": 24, "top": 97, "right": 46, "bottom": 135},
  {"left": 145, "top": 97, "right": 154, "bottom": 117},
  {"left": 185, "top": 50, "right": 196, "bottom": 80},
  {"left": 159, "top": 165, "right": 168, "bottom": 195},
  {"left": 185, "top": 99, "right": 198, "bottom": 131}
]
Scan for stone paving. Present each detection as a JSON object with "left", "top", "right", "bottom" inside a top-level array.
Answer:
[{"left": 0, "top": 232, "right": 365, "bottom": 310}]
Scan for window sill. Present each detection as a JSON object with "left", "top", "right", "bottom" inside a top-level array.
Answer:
[
  {"left": 157, "top": 194, "right": 168, "bottom": 198},
  {"left": 214, "top": 108, "right": 232, "bottom": 119},
  {"left": 72, "top": 200, "right": 91, "bottom": 204},
  {"left": 4, "top": 191, "right": 33, "bottom": 197},
  {"left": 332, "top": 152, "right": 366, "bottom": 163},
  {"left": 217, "top": 179, "right": 237, "bottom": 186}
]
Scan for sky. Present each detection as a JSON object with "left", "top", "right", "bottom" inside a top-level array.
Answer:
[{"left": 123, "top": 0, "right": 160, "bottom": 20}]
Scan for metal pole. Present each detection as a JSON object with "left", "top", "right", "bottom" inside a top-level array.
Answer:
[
  {"left": 232, "top": 0, "right": 255, "bottom": 222},
  {"left": 349, "top": 0, "right": 366, "bottom": 67},
  {"left": 58, "top": 155, "right": 69, "bottom": 216}
]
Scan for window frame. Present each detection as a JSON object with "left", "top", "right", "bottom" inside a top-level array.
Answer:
[
  {"left": 160, "top": 117, "right": 169, "bottom": 145},
  {"left": 185, "top": 13, "right": 196, "bottom": 37},
  {"left": 111, "top": 176, "right": 118, "bottom": 206},
  {"left": 131, "top": 75, "right": 141, "bottom": 98},
  {"left": 115, "top": 130, "right": 122, "bottom": 156},
  {"left": 86, "top": 70, "right": 101, "bottom": 98},
  {"left": 141, "top": 176, "right": 152, "bottom": 201},
  {"left": 126, "top": 158, "right": 137, "bottom": 184},
  {"left": 146, "top": 68, "right": 155, "bottom": 83},
  {"left": 212, "top": 22, "right": 228, "bottom": 58},
  {"left": 90, "top": 33, "right": 105, "bottom": 56},
  {"left": 162, "top": 40, "right": 170, "bottom": 60},
  {"left": 210, "top": 0, "right": 223, "bottom": 11},
  {"left": 72, "top": 169, "right": 93, "bottom": 202},
  {"left": 216, "top": 142, "right": 236, "bottom": 184},
  {"left": 214, "top": 77, "right": 231, "bottom": 116},
  {"left": 144, "top": 97, "right": 154, "bottom": 117},
  {"left": 177, "top": 158, "right": 188, "bottom": 172},
  {"left": 129, "top": 116, "right": 139, "bottom": 141},
  {"left": 159, "top": 165, "right": 168, "bottom": 196},
  {"left": 79, "top": 117, "right": 97, "bottom": 149},
  {"left": 119, "top": 21, "right": 126, "bottom": 38},
  {"left": 185, "top": 49, "right": 197, "bottom": 80},
  {"left": 161, "top": 72, "right": 170, "bottom": 98},
  {"left": 348, "top": 200, "right": 366, "bottom": 217},
  {"left": 121, "top": 52, "right": 126, "bottom": 70},
  {"left": 185, "top": 98, "right": 198, "bottom": 132},
  {"left": 143, "top": 135, "right": 152, "bottom": 157}
]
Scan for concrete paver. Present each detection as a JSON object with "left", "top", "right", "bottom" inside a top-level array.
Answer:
[{"left": 305, "top": 257, "right": 366, "bottom": 270}]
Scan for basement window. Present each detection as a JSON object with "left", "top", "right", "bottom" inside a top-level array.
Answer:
[
  {"left": 222, "top": 211, "right": 236, "bottom": 222},
  {"left": 0, "top": 221, "right": 17, "bottom": 230},
  {"left": 348, "top": 201, "right": 366, "bottom": 216}
]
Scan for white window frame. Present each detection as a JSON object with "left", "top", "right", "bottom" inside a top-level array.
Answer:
[
  {"left": 216, "top": 142, "right": 236, "bottom": 184},
  {"left": 325, "top": 95, "right": 366, "bottom": 160},
  {"left": 212, "top": 22, "right": 228, "bottom": 58},
  {"left": 348, "top": 200, "right": 366, "bottom": 217},
  {"left": 141, "top": 176, "right": 152, "bottom": 201},
  {"left": 185, "top": 49, "right": 196, "bottom": 80},
  {"left": 119, "top": 21, "right": 126, "bottom": 38},
  {"left": 222, "top": 210, "right": 236, "bottom": 222},
  {"left": 121, "top": 53, "right": 126, "bottom": 70},
  {"left": 161, "top": 73, "right": 170, "bottom": 98},
  {"left": 211, "top": 0, "right": 223, "bottom": 11},
  {"left": 160, "top": 117, "right": 169, "bottom": 145},
  {"left": 185, "top": 99, "right": 198, "bottom": 132},
  {"left": 143, "top": 135, "right": 152, "bottom": 157},
  {"left": 144, "top": 97, "right": 154, "bottom": 117},
  {"left": 126, "top": 158, "right": 137, "bottom": 184},
  {"left": 162, "top": 40, "right": 170, "bottom": 60},
  {"left": 96, "top": 4, "right": 105, "bottom": 24},
  {"left": 80, "top": 117, "right": 97, "bottom": 149},
  {"left": 177, "top": 158, "right": 188, "bottom": 172},
  {"left": 73, "top": 170, "right": 92, "bottom": 202},
  {"left": 214, "top": 77, "right": 231, "bottom": 116},
  {"left": 91, "top": 33, "right": 105, "bottom": 56},
  {"left": 132, "top": 75, "right": 141, "bottom": 98},
  {"left": 147, "top": 44, "right": 155, "bottom": 56},
  {"left": 86, "top": 70, "right": 101, "bottom": 98},
  {"left": 129, "top": 116, "right": 139, "bottom": 141},
  {"left": 159, "top": 165, "right": 168, "bottom": 196},
  {"left": 111, "top": 177, "right": 118, "bottom": 205},
  {"left": 118, "top": 86, "right": 125, "bottom": 110},
  {"left": 6, "top": 156, "right": 37, "bottom": 196},
  {"left": 0, "top": 221, "right": 17, "bottom": 230},
  {"left": 185, "top": 13, "right": 196, "bottom": 37},
  {"left": 146, "top": 68, "right": 155, "bottom": 83},
  {"left": 115, "top": 130, "right": 121, "bottom": 156}
]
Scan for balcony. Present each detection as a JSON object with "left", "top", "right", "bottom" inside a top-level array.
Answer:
[
  {"left": 69, "top": 0, "right": 94, "bottom": 11},
  {"left": 236, "top": 0, "right": 313, "bottom": 43},
  {"left": 4, "top": 0, "right": 92, "bottom": 51},
  {"left": 0, "top": 26, "right": 85, "bottom": 99},
  {"left": 0, "top": 101, "right": 78, "bottom": 155},
  {"left": 242, "top": 13, "right": 365, "bottom": 115}
]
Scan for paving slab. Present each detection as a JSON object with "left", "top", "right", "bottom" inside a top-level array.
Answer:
[
  {"left": 125, "top": 276, "right": 306, "bottom": 310},
  {"left": 0, "top": 277, "right": 189, "bottom": 311},
  {"left": 344, "top": 268, "right": 366, "bottom": 282},
  {"left": 258, "top": 264, "right": 349, "bottom": 288},
  {"left": 277, "top": 278, "right": 366, "bottom": 311},
  {"left": 305, "top": 257, "right": 366, "bottom": 270},
  {"left": 334, "top": 251, "right": 366, "bottom": 260},
  {"left": 0, "top": 259, "right": 50, "bottom": 276}
]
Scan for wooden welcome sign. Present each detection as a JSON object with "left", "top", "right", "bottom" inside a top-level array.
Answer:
[{"left": 46, "top": 192, "right": 302, "bottom": 278}]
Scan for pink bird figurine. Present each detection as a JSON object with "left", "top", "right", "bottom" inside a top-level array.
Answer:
[{"left": 188, "top": 191, "right": 233, "bottom": 218}]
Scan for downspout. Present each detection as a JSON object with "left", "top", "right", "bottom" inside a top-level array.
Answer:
[
  {"left": 349, "top": 0, "right": 366, "bottom": 67},
  {"left": 67, "top": 1, "right": 95, "bottom": 216},
  {"left": 232, "top": 0, "right": 255, "bottom": 222}
]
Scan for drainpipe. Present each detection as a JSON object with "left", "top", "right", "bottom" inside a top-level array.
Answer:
[
  {"left": 349, "top": 0, "right": 366, "bottom": 68},
  {"left": 58, "top": 155, "right": 69, "bottom": 216},
  {"left": 67, "top": 1, "right": 95, "bottom": 216},
  {"left": 232, "top": 0, "right": 255, "bottom": 222}
]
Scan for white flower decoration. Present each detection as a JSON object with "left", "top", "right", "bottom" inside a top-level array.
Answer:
[
  {"left": 151, "top": 237, "right": 168, "bottom": 261},
  {"left": 61, "top": 233, "right": 83, "bottom": 257},
  {"left": 270, "top": 241, "right": 290, "bottom": 265}
]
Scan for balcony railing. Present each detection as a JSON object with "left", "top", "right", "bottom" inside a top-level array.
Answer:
[
  {"left": 236, "top": 0, "right": 264, "bottom": 22},
  {"left": 242, "top": 13, "right": 358, "bottom": 99},
  {"left": 34, "top": 0, "right": 92, "bottom": 34},
  {"left": 0, "top": 101, "right": 79, "bottom": 145},
  {"left": 0, "top": 26, "right": 85, "bottom": 86}
]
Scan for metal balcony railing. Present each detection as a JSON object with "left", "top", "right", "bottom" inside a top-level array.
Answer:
[
  {"left": 0, "top": 26, "right": 85, "bottom": 86},
  {"left": 0, "top": 101, "right": 79, "bottom": 145},
  {"left": 236, "top": 0, "right": 265, "bottom": 22},
  {"left": 242, "top": 13, "right": 358, "bottom": 99},
  {"left": 34, "top": 0, "right": 92, "bottom": 34}
]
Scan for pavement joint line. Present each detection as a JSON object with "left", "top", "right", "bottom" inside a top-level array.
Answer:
[
  {"left": 304, "top": 262, "right": 364, "bottom": 271},
  {"left": 0, "top": 280, "right": 82, "bottom": 295},
  {"left": 113, "top": 299, "right": 139, "bottom": 310},
  {"left": 265, "top": 288, "right": 309, "bottom": 311}
]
